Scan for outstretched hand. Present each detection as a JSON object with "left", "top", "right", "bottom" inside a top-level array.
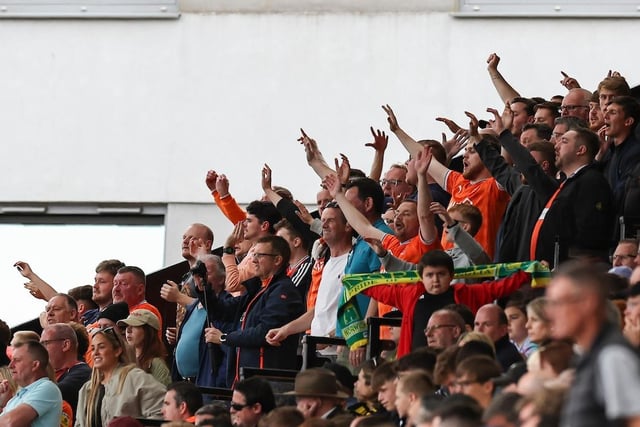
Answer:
[
  {"left": 298, "top": 128, "right": 323, "bottom": 164},
  {"left": 225, "top": 222, "right": 244, "bottom": 249},
  {"left": 464, "top": 111, "right": 481, "bottom": 144},
  {"left": 436, "top": 116, "right": 463, "bottom": 134},
  {"left": 486, "top": 107, "right": 505, "bottom": 135},
  {"left": 261, "top": 164, "right": 273, "bottom": 192},
  {"left": 364, "top": 237, "right": 387, "bottom": 257},
  {"left": 429, "top": 202, "right": 454, "bottom": 226},
  {"left": 294, "top": 200, "right": 314, "bottom": 225},
  {"left": 381, "top": 105, "right": 399, "bottom": 132},
  {"left": 323, "top": 173, "right": 343, "bottom": 199},
  {"left": 335, "top": 154, "right": 351, "bottom": 185},
  {"left": 442, "top": 130, "right": 469, "bottom": 160},
  {"left": 365, "top": 127, "right": 388, "bottom": 152},
  {"left": 13, "top": 261, "right": 34, "bottom": 279},
  {"left": 560, "top": 71, "right": 581, "bottom": 90},
  {"left": 414, "top": 146, "right": 433, "bottom": 175}
]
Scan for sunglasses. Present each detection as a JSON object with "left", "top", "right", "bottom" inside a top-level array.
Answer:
[{"left": 230, "top": 402, "right": 253, "bottom": 411}]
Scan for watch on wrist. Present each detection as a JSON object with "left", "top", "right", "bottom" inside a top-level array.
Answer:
[
  {"left": 446, "top": 220, "right": 459, "bottom": 229},
  {"left": 220, "top": 334, "right": 228, "bottom": 343},
  {"left": 222, "top": 247, "right": 235, "bottom": 255}
]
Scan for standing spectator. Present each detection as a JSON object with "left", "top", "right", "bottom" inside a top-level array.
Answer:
[
  {"left": 0, "top": 341, "right": 62, "bottom": 426},
  {"left": 546, "top": 261, "right": 640, "bottom": 426},
  {"left": 112, "top": 266, "right": 163, "bottom": 334},
  {"left": 201, "top": 235, "right": 305, "bottom": 383}
]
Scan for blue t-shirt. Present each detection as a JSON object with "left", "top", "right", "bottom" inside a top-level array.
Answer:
[
  {"left": 4, "top": 377, "right": 62, "bottom": 427},
  {"left": 175, "top": 302, "right": 208, "bottom": 378}
]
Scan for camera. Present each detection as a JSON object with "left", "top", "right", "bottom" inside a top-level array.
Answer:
[{"left": 190, "top": 260, "right": 208, "bottom": 280}]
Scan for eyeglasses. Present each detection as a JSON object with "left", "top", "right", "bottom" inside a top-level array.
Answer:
[
  {"left": 93, "top": 326, "right": 119, "bottom": 339},
  {"left": 325, "top": 201, "right": 340, "bottom": 209},
  {"left": 251, "top": 252, "right": 278, "bottom": 259},
  {"left": 40, "top": 338, "right": 67, "bottom": 346},
  {"left": 230, "top": 402, "right": 253, "bottom": 411},
  {"left": 560, "top": 105, "right": 589, "bottom": 113},
  {"left": 424, "top": 324, "right": 457, "bottom": 334},
  {"left": 379, "top": 179, "right": 405, "bottom": 187},
  {"left": 610, "top": 254, "right": 637, "bottom": 262},
  {"left": 454, "top": 379, "right": 480, "bottom": 388}
]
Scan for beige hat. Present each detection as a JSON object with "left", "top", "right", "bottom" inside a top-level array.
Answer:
[
  {"left": 116, "top": 309, "right": 160, "bottom": 331},
  {"left": 284, "top": 368, "right": 349, "bottom": 399}
]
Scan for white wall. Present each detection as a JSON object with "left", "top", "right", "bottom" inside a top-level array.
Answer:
[{"left": 0, "top": 10, "right": 637, "bottom": 262}]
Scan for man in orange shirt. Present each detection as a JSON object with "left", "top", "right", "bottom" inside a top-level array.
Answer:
[
  {"left": 382, "top": 105, "right": 510, "bottom": 259},
  {"left": 112, "top": 266, "right": 163, "bottom": 334}
]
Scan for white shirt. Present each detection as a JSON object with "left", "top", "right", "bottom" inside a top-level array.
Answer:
[{"left": 311, "top": 253, "right": 348, "bottom": 336}]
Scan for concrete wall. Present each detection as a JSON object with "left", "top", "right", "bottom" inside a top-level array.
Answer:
[{"left": 1, "top": 4, "right": 637, "bottom": 262}]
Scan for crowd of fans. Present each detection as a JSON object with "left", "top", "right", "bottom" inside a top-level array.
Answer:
[{"left": 1, "top": 52, "right": 640, "bottom": 427}]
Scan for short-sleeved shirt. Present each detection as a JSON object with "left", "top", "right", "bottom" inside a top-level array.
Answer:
[
  {"left": 442, "top": 171, "right": 510, "bottom": 259},
  {"left": 4, "top": 377, "right": 62, "bottom": 427},
  {"left": 381, "top": 233, "right": 441, "bottom": 264}
]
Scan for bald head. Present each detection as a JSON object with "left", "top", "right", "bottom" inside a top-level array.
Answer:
[
  {"left": 474, "top": 304, "right": 508, "bottom": 343},
  {"left": 561, "top": 88, "right": 592, "bottom": 122}
]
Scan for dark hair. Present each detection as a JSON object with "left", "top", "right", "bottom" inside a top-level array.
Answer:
[
  {"left": 67, "top": 322, "right": 88, "bottom": 360},
  {"left": 344, "top": 177, "right": 385, "bottom": 217},
  {"left": 434, "top": 345, "right": 460, "bottom": 385},
  {"left": 255, "top": 235, "right": 291, "bottom": 272},
  {"left": 456, "top": 355, "right": 502, "bottom": 384},
  {"left": 96, "top": 259, "right": 126, "bottom": 275},
  {"left": 456, "top": 341, "right": 495, "bottom": 365},
  {"left": 522, "top": 123, "right": 553, "bottom": 141},
  {"left": 371, "top": 361, "right": 397, "bottom": 391},
  {"left": 444, "top": 304, "right": 474, "bottom": 330},
  {"left": 272, "top": 186, "right": 294, "bottom": 201},
  {"left": 528, "top": 141, "right": 557, "bottom": 175},
  {"left": 168, "top": 381, "right": 203, "bottom": 416},
  {"left": 433, "top": 394, "right": 483, "bottom": 427},
  {"left": 418, "top": 250, "right": 454, "bottom": 276},
  {"left": 234, "top": 377, "right": 276, "bottom": 414},
  {"left": 0, "top": 319, "right": 11, "bottom": 366},
  {"left": 246, "top": 201, "right": 282, "bottom": 235},
  {"left": 554, "top": 260, "right": 609, "bottom": 302},
  {"left": 534, "top": 102, "right": 561, "bottom": 118},
  {"left": 68, "top": 285, "right": 97, "bottom": 310},
  {"left": 538, "top": 340, "right": 573, "bottom": 376},
  {"left": 396, "top": 347, "right": 438, "bottom": 375},
  {"left": 135, "top": 324, "right": 167, "bottom": 374},
  {"left": 628, "top": 283, "right": 640, "bottom": 297},
  {"left": 274, "top": 218, "right": 309, "bottom": 251},
  {"left": 511, "top": 97, "right": 536, "bottom": 116},
  {"left": 609, "top": 96, "right": 640, "bottom": 130},
  {"left": 572, "top": 127, "right": 601, "bottom": 161},
  {"left": 418, "top": 140, "right": 447, "bottom": 166},
  {"left": 116, "top": 266, "right": 146, "bottom": 285}
]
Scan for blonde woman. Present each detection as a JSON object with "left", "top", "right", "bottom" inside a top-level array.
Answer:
[{"left": 75, "top": 327, "right": 165, "bottom": 426}]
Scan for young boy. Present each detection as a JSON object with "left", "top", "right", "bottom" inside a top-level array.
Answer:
[{"left": 363, "top": 250, "right": 530, "bottom": 357}]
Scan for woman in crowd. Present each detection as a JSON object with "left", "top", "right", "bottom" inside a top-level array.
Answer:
[
  {"left": 117, "top": 309, "right": 171, "bottom": 386},
  {"left": 76, "top": 327, "right": 166, "bottom": 426},
  {"left": 525, "top": 297, "right": 552, "bottom": 373}
]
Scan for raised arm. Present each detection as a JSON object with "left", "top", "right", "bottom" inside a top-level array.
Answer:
[
  {"left": 324, "top": 173, "right": 385, "bottom": 241},
  {"left": 414, "top": 147, "right": 438, "bottom": 244},
  {"left": 365, "top": 127, "right": 388, "bottom": 182},
  {"left": 206, "top": 170, "right": 246, "bottom": 225},
  {"left": 14, "top": 261, "right": 58, "bottom": 301},
  {"left": 382, "top": 104, "right": 450, "bottom": 188},
  {"left": 486, "top": 53, "right": 520, "bottom": 103},
  {"left": 298, "top": 129, "right": 335, "bottom": 180}
]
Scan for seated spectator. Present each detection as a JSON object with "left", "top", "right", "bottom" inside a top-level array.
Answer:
[
  {"left": 286, "top": 368, "right": 351, "bottom": 421},
  {"left": 194, "top": 403, "right": 231, "bottom": 426},
  {"left": 611, "top": 239, "right": 639, "bottom": 269},
  {"left": 430, "top": 394, "right": 483, "bottom": 427},
  {"left": 370, "top": 361, "right": 399, "bottom": 425},
  {"left": 394, "top": 371, "right": 435, "bottom": 427},
  {"left": 0, "top": 341, "right": 62, "bottom": 426},
  {"left": 76, "top": 327, "right": 166, "bottom": 425},
  {"left": 351, "top": 360, "right": 380, "bottom": 416},
  {"left": 434, "top": 346, "right": 460, "bottom": 396},
  {"left": 95, "top": 302, "right": 130, "bottom": 331},
  {"left": 68, "top": 285, "right": 98, "bottom": 326},
  {"left": 624, "top": 282, "right": 640, "bottom": 346},
  {"left": 452, "top": 355, "right": 502, "bottom": 409},
  {"left": 258, "top": 406, "right": 305, "bottom": 427},
  {"left": 162, "top": 381, "right": 203, "bottom": 423},
  {"left": 504, "top": 292, "right": 537, "bottom": 359},
  {"left": 474, "top": 304, "right": 523, "bottom": 371},
  {"left": 482, "top": 392, "right": 520, "bottom": 427},
  {"left": 40, "top": 323, "right": 91, "bottom": 415},
  {"left": 424, "top": 309, "right": 465, "bottom": 350},
  {"left": 230, "top": 377, "right": 276, "bottom": 427},
  {"left": 117, "top": 309, "right": 171, "bottom": 385}
]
